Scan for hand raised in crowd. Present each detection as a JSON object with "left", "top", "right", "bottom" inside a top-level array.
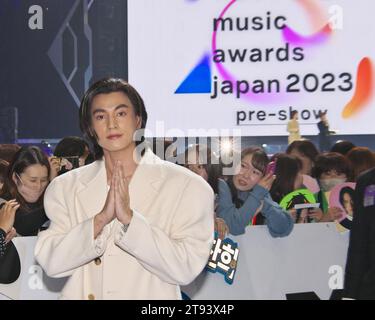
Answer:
[
  {"left": 328, "top": 207, "right": 345, "bottom": 221},
  {"left": 0, "top": 199, "right": 20, "bottom": 234},
  {"left": 114, "top": 161, "right": 133, "bottom": 225},
  {"left": 60, "top": 158, "right": 74, "bottom": 171},
  {"left": 215, "top": 217, "right": 229, "bottom": 240},
  {"left": 289, "top": 208, "right": 308, "bottom": 223},
  {"left": 289, "top": 208, "right": 297, "bottom": 222},
  {"left": 258, "top": 172, "right": 276, "bottom": 191},
  {"left": 5, "top": 227, "right": 17, "bottom": 244},
  {"left": 48, "top": 156, "right": 61, "bottom": 181},
  {"left": 308, "top": 208, "right": 324, "bottom": 222}
]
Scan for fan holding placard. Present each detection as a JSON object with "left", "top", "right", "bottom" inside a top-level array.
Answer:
[
  {"left": 270, "top": 154, "right": 318, "bottom": 223},
  {"left": 312, "top": 152, "right": 352, "bottom": 223}
]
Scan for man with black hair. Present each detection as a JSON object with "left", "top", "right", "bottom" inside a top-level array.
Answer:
[
  {"left": 317, "top": 111, "right": 335, "bottom": 152},
  {"left": 35, "top": 78, "right": 214, "bottom": 300}
]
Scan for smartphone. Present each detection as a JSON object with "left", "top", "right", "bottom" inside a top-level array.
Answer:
[{"left": 266, "top": 160, "right": 277, "bottom": 175}]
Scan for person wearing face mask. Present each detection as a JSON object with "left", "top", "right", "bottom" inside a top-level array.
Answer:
[
  {"left": 311, "top": 152, "right": 352, "bottom": 222},
  {"left": 217, "top": 147, "right": 294, "bottom": 237},
  {"left": 0, "top": 146, "right": 51, "bottom": 236}
]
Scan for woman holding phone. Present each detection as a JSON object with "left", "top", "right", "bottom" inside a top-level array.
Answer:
[{"left": 216, "top": 147, "right": 294, "bottom": 236}]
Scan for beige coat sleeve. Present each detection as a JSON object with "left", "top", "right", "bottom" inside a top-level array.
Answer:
[
  {"left": 114, "top": 177, "right": 215, "bottom": 286},
  {"left": 34, "top": 179, "right": 108, "bottom": 278}
]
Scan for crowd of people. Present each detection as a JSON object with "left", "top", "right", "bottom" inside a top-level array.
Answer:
[
  {"left": 0, "top": 137, "right": 93, "bottom": 282},
  {"left": 1, "top": 79, "right": 375, "bottom": 300}
]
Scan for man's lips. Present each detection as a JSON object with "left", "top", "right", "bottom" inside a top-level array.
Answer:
[{"left": 107, "top": 134, "right": 123, "bottom": 140}]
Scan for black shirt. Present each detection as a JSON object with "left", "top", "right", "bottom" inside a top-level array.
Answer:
[{"left": 0, "top": 199, "right": 48, "bottom": 236}]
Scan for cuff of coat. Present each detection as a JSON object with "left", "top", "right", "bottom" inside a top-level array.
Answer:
[
  {"left": 92, "top": 218, "right": 110, "bottom": 256},
  {"left": 252, "top": 185, "right": 269, "bottom": 199},
  {"left": 114, "top": 210, "right": 147, "bottom": 253}
]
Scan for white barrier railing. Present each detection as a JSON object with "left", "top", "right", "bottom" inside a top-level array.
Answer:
[{"left": 0, "top": 223, "right": 349, "bottom": 300}]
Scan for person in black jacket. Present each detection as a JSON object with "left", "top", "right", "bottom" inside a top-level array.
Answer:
[
  {"left": 0, "top": 199, "right": 21, "bottom": 284},
  {"left": 344, "top": 167, "right": 375, "bottom": 299},
  {"left": 52, "top": 136, "right": 92, "bottom": 176},
  {"left": 317, "top": 111, "right": 335, "bottom": 152},
  {"left": 0, "top": 146, "right": 50, "bottom": 236}
]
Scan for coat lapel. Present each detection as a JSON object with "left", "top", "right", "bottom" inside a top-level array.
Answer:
[
  {"left": 76, "top": 160, "right": 108, "bottom": 221},
  {"left": 128, "top": 148, "right": 165, "bottom": 216},
  {"left": 75, "top": 149, "right": 165, "bottom": 221}
]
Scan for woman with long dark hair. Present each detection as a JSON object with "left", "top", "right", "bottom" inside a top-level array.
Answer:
[
  {"left": 286, "top": 139, "right": 319, "bottom": 176},
  {"left": 0, "top": 146, "right": 50, "bottom": 236},
  {"left": 270, "top": 154, "right": 303, "bottom": 204},
  {"left": 269, "top": 154, "right": 310, "bottom": 223}
]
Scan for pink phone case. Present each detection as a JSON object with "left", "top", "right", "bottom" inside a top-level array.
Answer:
[{"left": 266, "top": 160, "right": 276, "bottom": 175}]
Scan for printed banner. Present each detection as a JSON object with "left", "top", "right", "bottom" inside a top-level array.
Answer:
[{"left": 129, "top": 0, "right": 375, "bottom": 137}]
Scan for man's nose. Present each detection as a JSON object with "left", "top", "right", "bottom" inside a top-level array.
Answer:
[{"left": 107, "top": 114, "right": 118, "bottom": 129}]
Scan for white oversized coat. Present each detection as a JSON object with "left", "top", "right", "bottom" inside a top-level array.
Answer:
[{"left": 35, "top": 149, "right": 214, "bottom": 299}]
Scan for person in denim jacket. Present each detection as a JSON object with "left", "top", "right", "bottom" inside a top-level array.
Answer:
[{"left": 217, "top": 147, "right": 294, "bottom": 237}]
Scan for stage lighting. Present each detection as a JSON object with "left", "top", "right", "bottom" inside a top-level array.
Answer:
[{"left": 220, "top": 139, "right": 233, "bottom": 155}]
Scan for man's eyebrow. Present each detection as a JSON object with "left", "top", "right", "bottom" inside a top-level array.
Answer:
[{"left": 92, "top": 104, "right": 129, "bottom": 115}]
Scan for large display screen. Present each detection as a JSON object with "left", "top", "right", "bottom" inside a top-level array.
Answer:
[{"left": 128, "top": 0, "right": 374, "bottom": 137}]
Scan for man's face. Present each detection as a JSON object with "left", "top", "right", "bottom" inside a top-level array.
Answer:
[
  {"left": 90, "top": 91, "right": 141, "bottom": 154},
  {"left": 342, "top": 192, "right": 354, "bottom": 216}
]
